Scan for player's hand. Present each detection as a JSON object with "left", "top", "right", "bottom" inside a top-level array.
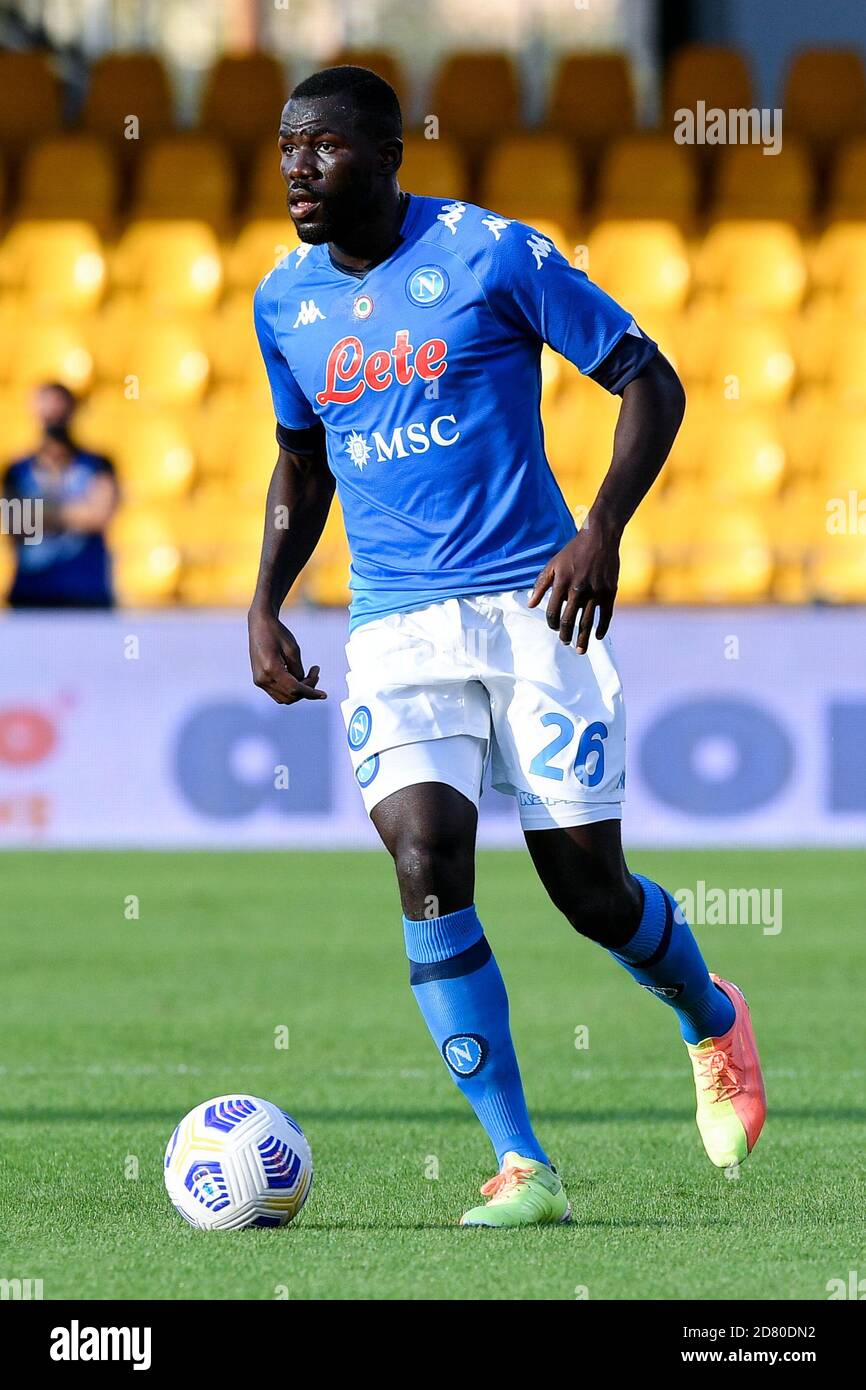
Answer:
[
  {"left": 528, "top": 517, "right": 621, "bottom": 654},
  {"left": 248, "top": 607, "right": 327, "bottom": 704}
]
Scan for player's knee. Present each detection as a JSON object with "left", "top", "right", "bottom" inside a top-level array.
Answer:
[
  {"left": 392, "top": 823, "right": 473, "bottom": 915},
  {"left": 553, "top": 878, "right": 639, "bottom": 947}
]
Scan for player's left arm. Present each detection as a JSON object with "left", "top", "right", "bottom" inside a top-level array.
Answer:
[
  {"left": 482, "top": 223, "right": 685, "bottom": 652},
  {"left": 530, "top": 349, "right": 685, "bottom": 651}
]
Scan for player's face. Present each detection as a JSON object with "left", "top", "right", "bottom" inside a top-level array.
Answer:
[{"left": 278, "top": 98, "right": 385, "bottom": 244}]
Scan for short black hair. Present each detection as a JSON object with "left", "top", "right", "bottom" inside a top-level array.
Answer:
[{"left": 289, "top": 65, "right": 402, "bottom": 141}]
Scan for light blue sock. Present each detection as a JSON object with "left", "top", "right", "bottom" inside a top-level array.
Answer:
[
  {"left": 403, "top": 905, "right": 548, "bottom": 1167},
  {"left": 609, "top": 874, "right": 736, "bottom": 1045}
]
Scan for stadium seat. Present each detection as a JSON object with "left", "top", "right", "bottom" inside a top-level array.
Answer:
[
  {"left": 177, "top": 482, "right": 266, "bottom": 606},
  {"left": 198, "top": 52, "right": 287, "bottom": 159},
  {"left": 544, "top": 378, "right": 619, "bottom": 482},
  {"left": 131, "top": 135, "right": 236, "bottom": 230},
  {"left": 783, "top": 49, "right": 866, "bottom": 156},
  {"left": 224, "top": 412, "right": 286, "bottom": 503},
  {"left": 196, "top": 387, "right": 271, "bottom": 477},
  {"left": 430, "top": 53, "right": 520, "bottom": 151},
  {"left": 204, "top": 292, "right": 262, "bottom": 383},
  {"left": 813, "top": 222, "right": 866, "bottom": 312},
  {"left": 246, "top": 135, "right": 288, "bottom": 219},
  {"left": 815, "top": 414, "right": 866, "bottom": 497},
  {"left": 793, "top": 295, "right": 843, "bottom": 385},
  {"left": 81, "top": 53, "right": 174, "bottom": 148},
  {"left": 6, "top": 316, "right": 93, "bottom": 392},
  {"left": 656, "top": 494, "right": 773, "bottom": 603},
  {"left": 768, "top": 481, "right": 824, "bottom": 602},
  {"left": 16, "top": 135, "right": 119, "bottom": 233},
  {"left": 779, "top": 388, "right": 833, "bottom": 476},
  {"left": 829, "top": 137, "right": 866, "bottom": 220},
  {"left": 107, "top": 409, "right": 196, "bottom": 501},
  {"left": 400, "top": 134, "right": 469, "bottom": 201},
  {"left": 546, "top": 53, "right": 635, "bottom": 148},
  {"left": 112, "top": 318, "right": 210, "bottom": 406},
  {"left": 0, "top": 51, "right": 61, "bottom": 154},
  {"left": 595, "top": 136, "right": 697, "bottom": 227},
  {"left": 705, "top": 319, "right": 796, "bottom": 407},
  {"left": 827, "top": 322, "right": 866, "bottom": 406},
  {"left": 326, "top": 50, "right": 405, "bottom": 107},
  {"left": 700, "top": 408, "right": 787, "bottom": 500},
  {"left": 674, "top": 295, "right": 725, "bottom": 384},
  {"left": 305, "top": 499, "right": 351, "bottom": 607},
  {"left": 479, "top": 134, "right": 581, "bottom": 226},
  {"left": 810, "top": 530, "right": 866, "bottom": 602},
  {"left": 618, "top": 512, "right": 656, "bottom": 603},
  {"left": 587, "top": 221, "right": 690, "bottom": 314},
  {"left": 0, "top": 221, "right": 106, "bottom": 312},
  {"left": 0, "top": 387, "right": 39, "bottom": 460},
  {"left": 225, "top": 218, "right": 299, "bottom": 291},
  {"left": 110, "top": 509, "right": 182, "bottom": 604},
  {"left": 696, "top": 221, "right": 807, "bottom": 312},
  {"left": 710, "top": 139, "right": 814, "bottom": 228},
  {"left": 664, "top": 45, "right": 753, "bottom": 126},
  {"left": 112, "top": 221, "right": 223, "bottom": 311}
]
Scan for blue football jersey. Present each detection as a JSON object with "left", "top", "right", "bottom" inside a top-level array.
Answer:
[{"left": 253, "top": 195, "right": 654, "bottom": 631}]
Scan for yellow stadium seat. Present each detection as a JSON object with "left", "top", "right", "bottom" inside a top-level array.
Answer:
[
  {"left": 114, "top": 318, "right": 210, "bottom": 406},
  {"left": 305, "top": 498, "right": 351, "bottom": 607},
  {"left": 588, "top": 221, "right": 690, "bottom": 313},
  {"left": 710, "top": 139, "right": 814, "bottom": 228},
  {"left": 112, "top": 221, "right": 223, "bottom": 311},
  {"left": 810, "top": 531, "right": 866, "bottom": 602},
  {"left": 199, "top": 52, "right": 287, "bottom": 158},
  {"left": 84, "top": 293, "right": 142, "bottom": 380},
  {"left": 595, "top": 136, "right": 697, "bottom": 227},
  {"left": 664, "top": 45, "right": 753, "bottom": 125},
  {"left": 812, "top": 222, "right": 866, "bottom": 312},
  {"left": 656, "top": 501, "right": 773, "bottom": 603},
  {"left": 706, "top": 318, "right": 796, "bottom": 406},
  {"left": 401, "top": 135, "right": 469, "bottom": 201},
  {"left": 0, "top": 52, "right": 61, "bottom": 153},
  {"left": 696, "top": 221, "right": 807, "bottom": 312},
  {"left": 196, "top": 386, "right": 271, "bottom": 477},
  {"left": 110, "top": 508, "right": 182, "bottom": 604},
  {"left": 779, "top": 388, "right": 832, "bottom": 476},
  {"left": 768, "top": 481, "right": 824, "bottom": 601},
  {"left": 0, "top": 221, "right": 106, "bottom": 312},
  {"left": 700, "top": 408, "right": 787, "bottom": 499},
  {"left": 546, "top": 53, "right": 635, "bottom": 147},
  {"left": 430, "top": 53, "right": 520, "bottom": 151},
  {"left": 829, "top": 138, "right": 866, "bottom": 220},
  {"left": 544, "top": 378, "right": 619, "bottom": 481},
  {"left": 793, "top": 295, "right": 844, "bottom": 384},
  {"left": 204, "top": 292, "right": 261, "bottom": 383},
  {"left": 815, "top": 415, "right": 866, "bottom": 496},
  {"left": 247, "top": 136, "right": 289, "bottom": 219},
  {"left": 827, "top": 322, "right": 866, "bottom": 406},
  {"left": 0, "top": 387, "right": 39, "bottom": 460},
  {"left": 326, "top": 50, "right": 405, "bottom": 107},
  {"left": 82, "top": 53, "right": 173, "bottom": 148},
  {"left": 225, "top": 219, "right": 299, "bottom": 291},
  {"left": 108, "top": 409, "right": 196, "bottom": 501},
  {"left": 479, "top": 134, "right": 581, "bottom": 225},
  {"left": 224, "top": 412, "right": 286, "bottom": 503},
  {"left": 8, "top": 316, "right": 93, "bottom": 392},
  {"left": 132, "top": 135, "right": 236, "bottom": 229},
  {"left": 179, "top": 490, "right": 266, "bottom": 605},
  {"left": 17, "top": 136, "right": 119, "bottom": 233},
  {"left": 674, "top": 295, "right": 725, "bottom": 384},
  {"left": 783, "top": 49, "right": 866, "bottom": 155},
  {"left": 618, "top": 513, "right": 656, "bottom": 602}
]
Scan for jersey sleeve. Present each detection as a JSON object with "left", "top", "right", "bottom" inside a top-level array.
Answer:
[
  {"left": 481, "top": 219, "right": 657, "bottom": 389},
  {"left": 253, "top": 280, "right": 319, "bottom": 430}
]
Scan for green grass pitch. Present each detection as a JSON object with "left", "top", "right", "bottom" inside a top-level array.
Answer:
[{"left": 1, "top": 849, "right": 864, "bottom": 1301}]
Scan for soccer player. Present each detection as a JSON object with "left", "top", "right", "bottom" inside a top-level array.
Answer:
[{"left": 249, "top": 66, "right": 767, "bottom": 1227}]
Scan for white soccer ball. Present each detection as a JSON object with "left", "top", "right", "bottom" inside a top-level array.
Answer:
[{"left": 164, "top": 1094, "right": 313, "bottom": 1230}]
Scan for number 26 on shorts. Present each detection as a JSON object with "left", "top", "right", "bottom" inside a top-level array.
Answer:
[{"left": 529, "top": 714, "right": 608, "bottom": 788}]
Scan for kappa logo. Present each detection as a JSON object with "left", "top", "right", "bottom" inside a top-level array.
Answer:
[
  {"left": 482, "top": 214, "right": 511, "bottom": 241},
  {"left": 294, "top": 299, "right": 325, "bottom": 327},
  {"left": 437, "top": 200, "right": 466, "bottom": 234},
  {"left": 347, "top": 705, "right": 372, "bottom": 751},
  {"left": 527, "top": 233, "right": 555, "bottom": 269},
  {"left": 406, "top": 266, "right": 448, "bottom": 306},
  {"left": 442, "top": 1033, "right": 488, "bottom": 1077}
]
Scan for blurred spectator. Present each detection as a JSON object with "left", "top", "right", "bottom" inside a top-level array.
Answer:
[{"left": 2, "top": 383, "right": 118, "bottom": 609}]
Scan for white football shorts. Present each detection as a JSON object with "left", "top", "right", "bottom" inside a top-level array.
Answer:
[{"left": 340, "top": 588, "right": 625, "bottom": 831}]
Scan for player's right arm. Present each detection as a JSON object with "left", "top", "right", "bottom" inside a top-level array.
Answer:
[
  {"left": 248, "top": 433, "right": 334, "bottom": 704},
  {"left": 248, "top": 272, "right": 334, "bottom": 705}
]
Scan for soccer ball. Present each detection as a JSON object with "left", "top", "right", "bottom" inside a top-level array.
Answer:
[{"left": 164, "top": 1094, "right": 312, "bottom": 1230}]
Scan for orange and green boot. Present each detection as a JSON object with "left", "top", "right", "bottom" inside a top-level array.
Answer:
[
  {"left": 460, "top": 1152, "right": 572, "bottom": 1228},
  {"left": 686, "top": 974, "right": 767, "bottom": 1168}
]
